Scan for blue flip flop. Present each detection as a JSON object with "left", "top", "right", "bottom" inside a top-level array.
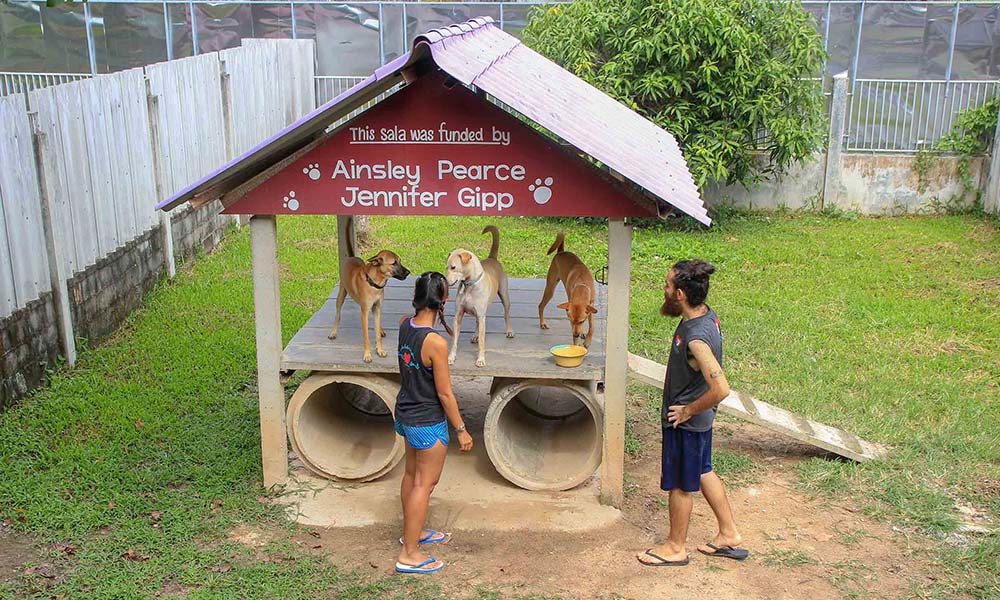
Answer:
[
  {"left": 398, "top": 530, "right": 450, "bottom": 545},
  {"left": 395, "top": 557, "right": 444, "bottom": 574},
  {"left": 698, "top": 543, "right": 749, "bottom": 561}
]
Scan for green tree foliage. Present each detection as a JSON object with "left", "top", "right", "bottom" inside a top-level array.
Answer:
[
  {"left": 935, "top": 95, "right": 1000, "bottom": 157},
  {"left": 523, "top": 0, "right": 827, "bottom": 188},
  {"left": 933, "top": 94, "right": 1000, "bottom": 200}
]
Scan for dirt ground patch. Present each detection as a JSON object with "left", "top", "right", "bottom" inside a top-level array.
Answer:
[
  {"left": 237, "top": 419, "right": 940, "bottom": 599},
  {"left": 0, "top": 521, "right": 66, "bottom": 598},
  {"left": 0, "top": 522, "right": 35, "bottom": 584}
]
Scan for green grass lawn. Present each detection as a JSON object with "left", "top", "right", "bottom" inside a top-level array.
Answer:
[{"left": 0, "top": 211, "right": 998, "bottom": 598}]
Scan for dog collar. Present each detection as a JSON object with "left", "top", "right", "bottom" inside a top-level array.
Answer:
[
  {"left": 460, "top": 271, "right": 484, "bottom": 289},
  {"left": 366, "top": 273, "right": 387, "bottom": 289}
]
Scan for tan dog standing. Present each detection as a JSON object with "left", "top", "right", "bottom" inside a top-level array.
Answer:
[
  {"left": 538, "top": 231, "right": 597, "bottom": 348},
  {"left": 329, "top": 222, "right": 410, "bottom": 362},
  {"left": 444, "top": 225, "right": 514, "bottom": 367}
]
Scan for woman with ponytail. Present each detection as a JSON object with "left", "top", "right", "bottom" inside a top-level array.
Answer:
[{"left": 393, "top": 271, "right": 473, "bottom": 574}]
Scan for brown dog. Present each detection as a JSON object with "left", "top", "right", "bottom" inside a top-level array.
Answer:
[
  {"left": 538, "top": 231, "right": 597, "bottom": 348},
  {"left": 329, "top": 221, "right": 410, "bottom": 362}
]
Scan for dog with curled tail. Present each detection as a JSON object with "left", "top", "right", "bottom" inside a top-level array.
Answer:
[{"left": 443, "top": 225, "right": 514, "bottom": 367}]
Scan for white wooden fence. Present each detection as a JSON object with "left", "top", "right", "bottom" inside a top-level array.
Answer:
[
  {"left": 0, "top": 95, "right": 49, "bottom": 317},
  {"left": 0, "top": 40, "right": 316, "bottom": 339}
]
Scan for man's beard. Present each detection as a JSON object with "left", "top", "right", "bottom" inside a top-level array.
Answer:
[{"left": 660, "top": 296, "right": 682, "bottom": 317}]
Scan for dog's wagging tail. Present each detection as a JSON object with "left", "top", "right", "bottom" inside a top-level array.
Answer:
[{"left": 482, "top": 225, "right": 500, "bottom": 260}]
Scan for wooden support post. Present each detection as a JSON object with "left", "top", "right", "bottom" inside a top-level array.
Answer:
[
  {"left": 28, "top": 111, "right": 76, "bottom": 367},
  {"left": 337, "top": 215, "right": 357, "bottom": 269},
  {"left": 145, "top": 77, "right": 176, "bottom": 278},
  {"left": 600, "top": 218, "right": 631, "bottom": 508},
  {"left": 219, "top": 58, "right": 243, "bottom": 228},
  {"left": 250, "top": 215, "right": 288, "bottom": 488}
]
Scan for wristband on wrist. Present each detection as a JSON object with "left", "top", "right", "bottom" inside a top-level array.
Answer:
[{"left": 455, "top": 424, "right": 467, "bottom": 433}]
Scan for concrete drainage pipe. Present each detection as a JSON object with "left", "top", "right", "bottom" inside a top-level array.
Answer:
[
  {"left": 286, "top": 373, "right": 404, "bottom": 482},
  {"left": 485, "top": 378, "right": 603, "bottom": 491}
]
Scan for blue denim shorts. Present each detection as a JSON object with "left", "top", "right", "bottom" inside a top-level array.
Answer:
[
  {"left": 661, "top": 426, "right": 713, "bottom": 492},
  {"left": 394, "top": 419, "right": 449, "bottom": 450}
]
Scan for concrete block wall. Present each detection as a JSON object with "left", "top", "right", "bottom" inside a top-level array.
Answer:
[
  {"left": 705, "top": 72, "right": 993, "bottom": 215},
  {"left": 0, "top": 206, "right": 230, "bottom": 412},
  {"left": 0, "top": 294, "right": 59, "bottom": 411},
  {"left": 704, "top": 152, "right": 985, "bottom": 214}
]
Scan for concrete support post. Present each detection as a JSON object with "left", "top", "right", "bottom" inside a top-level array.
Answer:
[
  {"left": 983, "top": 105, "right": 1000, "bottom": 216},
  {"left": 822, "top": 71, "right": 849, "bottom": 211},
  {"left": 250, "top": 215, "right": 288, "bottom": 488},
  {"left": 600, "top": 219, "right": 632, "bottom": 508},
  {"left": 28, "top": 112, "right": 76, "bottom": 367}
]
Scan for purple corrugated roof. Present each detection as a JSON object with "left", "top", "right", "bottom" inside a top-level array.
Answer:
[
  {"left": 158, "top": 17, "right": 709, "bottom": 225},
  {"left": 155, "top": 49, "right": 425, "bottom": 211}
]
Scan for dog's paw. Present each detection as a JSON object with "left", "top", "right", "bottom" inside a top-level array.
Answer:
[
  {"left": 328, "top": 332, "right": 338, "bottom": 340},
  {"left": 379, "top": 329, "right": 387, "bottom": 338},
  {"left": 506, "top": 330, "right": 515, "bottom": 339},
  {"left": 377, "top": 349, "right": 387, "bottom": 358},
  {"left": 448, "top": 355, "right": 456, "bottom": 366},
  {"left": 470, "top": 336, "right": 478, "bottom": 344},
  {"left": 476, "top": 357, "right": 486, "bottom": 367},
  {"left": 363, "top": 352, "right": 373, "bottom": 363},
  {"left": 539, "top": 323, "right": 549, "bottom": 330}
]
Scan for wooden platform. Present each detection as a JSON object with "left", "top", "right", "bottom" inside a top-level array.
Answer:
[{"left": 282, "top": 278, "right": 608, "bottom": 381}]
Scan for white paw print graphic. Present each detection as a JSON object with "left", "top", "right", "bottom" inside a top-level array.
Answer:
[
  {"left": 529, "top": 177, "right": 554, "bottom": 205},
  {"left": 283, "top": 191, "right": 299, "bottom": 211},
  {"left": 302, "top": 163, "right": 321, "bottom": 181}
]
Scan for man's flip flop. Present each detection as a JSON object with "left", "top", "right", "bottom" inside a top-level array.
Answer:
[
  {"left": 398, "top": 530, "right": 450, "bottom": 545},
  {"left": 698, "top": 543, "right": 749, "bottom": 561},
  {"left": 638, "top": 549, "right": 690, "bottom": 567},
  {"left": 395, "top": 557, "right": 444, "bottom": 574}
]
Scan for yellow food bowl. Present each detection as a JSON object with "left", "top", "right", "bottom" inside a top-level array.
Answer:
[{"left": 550, "top": 344, "right": 588, "bottom": 368}]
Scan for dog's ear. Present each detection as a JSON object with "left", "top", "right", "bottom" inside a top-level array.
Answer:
[
  {"left": 367, "top": 255, "right": 383, "bottom": 266},
  {"left": 557, "top": 302, "right": 570, "bottom": 310},
  {"left": 459, "top": 252, "right": 472, "bottom": 265},
  {"left": 586, "top": 305, "right": 598, "bottom": 314}
]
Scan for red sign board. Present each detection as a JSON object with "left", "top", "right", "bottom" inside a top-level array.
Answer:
[{"left": 224, "top": 72, "right": 655, "bottom": 218}]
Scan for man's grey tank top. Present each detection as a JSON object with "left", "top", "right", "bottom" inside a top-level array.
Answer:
[
  {"left": 394, "top": 318, "right": 446, "bottom": 426},
  {"left": 662, "top": 307, "right": 724, "bottom": 432}
]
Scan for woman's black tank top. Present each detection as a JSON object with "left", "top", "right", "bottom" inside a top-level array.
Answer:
[{"left": 394, "top": 318, "right": 446, "bottom": 426}]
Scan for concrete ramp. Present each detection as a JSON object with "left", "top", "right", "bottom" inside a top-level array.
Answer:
[{"left": 627, "top": 353, "right": 888, "bottom": 462}]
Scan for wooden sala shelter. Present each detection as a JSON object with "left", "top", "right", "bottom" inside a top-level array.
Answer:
[{"left": 157, "top": 17, "right": 709, "bottom": 508}]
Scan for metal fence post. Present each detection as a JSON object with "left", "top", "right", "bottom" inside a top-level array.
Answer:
[
  {"left": 944, "top": 2, "right": 960, "bottom": 98},
  {"left": 190, "top": 1, "right": 199, "bottom": 56},
  {"left": 163, "top": 2, "right": 174, "bottom": 62},
  {"left": 83, "top": 3, "right": 98, "bottom": 76},
  {"left": 28, "top": 111, "right": 77, "bottom": 367},
  {"left": 850, "top": 0, "right": 866, "bottom": 92},
  {"left": 984, "top": 105, "right": 1000, "bottom": 215},
  {"left": 822, "top": 71, "right": 849, "bottom": 210}
]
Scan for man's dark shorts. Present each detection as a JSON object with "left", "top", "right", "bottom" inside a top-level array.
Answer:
[{"left": 661, "top": 426, "right": 713, "bottom": 492}]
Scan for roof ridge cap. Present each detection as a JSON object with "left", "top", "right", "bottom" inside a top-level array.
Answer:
[{"left": 413, "top": 16, "right": 495, "bottom": 47}]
